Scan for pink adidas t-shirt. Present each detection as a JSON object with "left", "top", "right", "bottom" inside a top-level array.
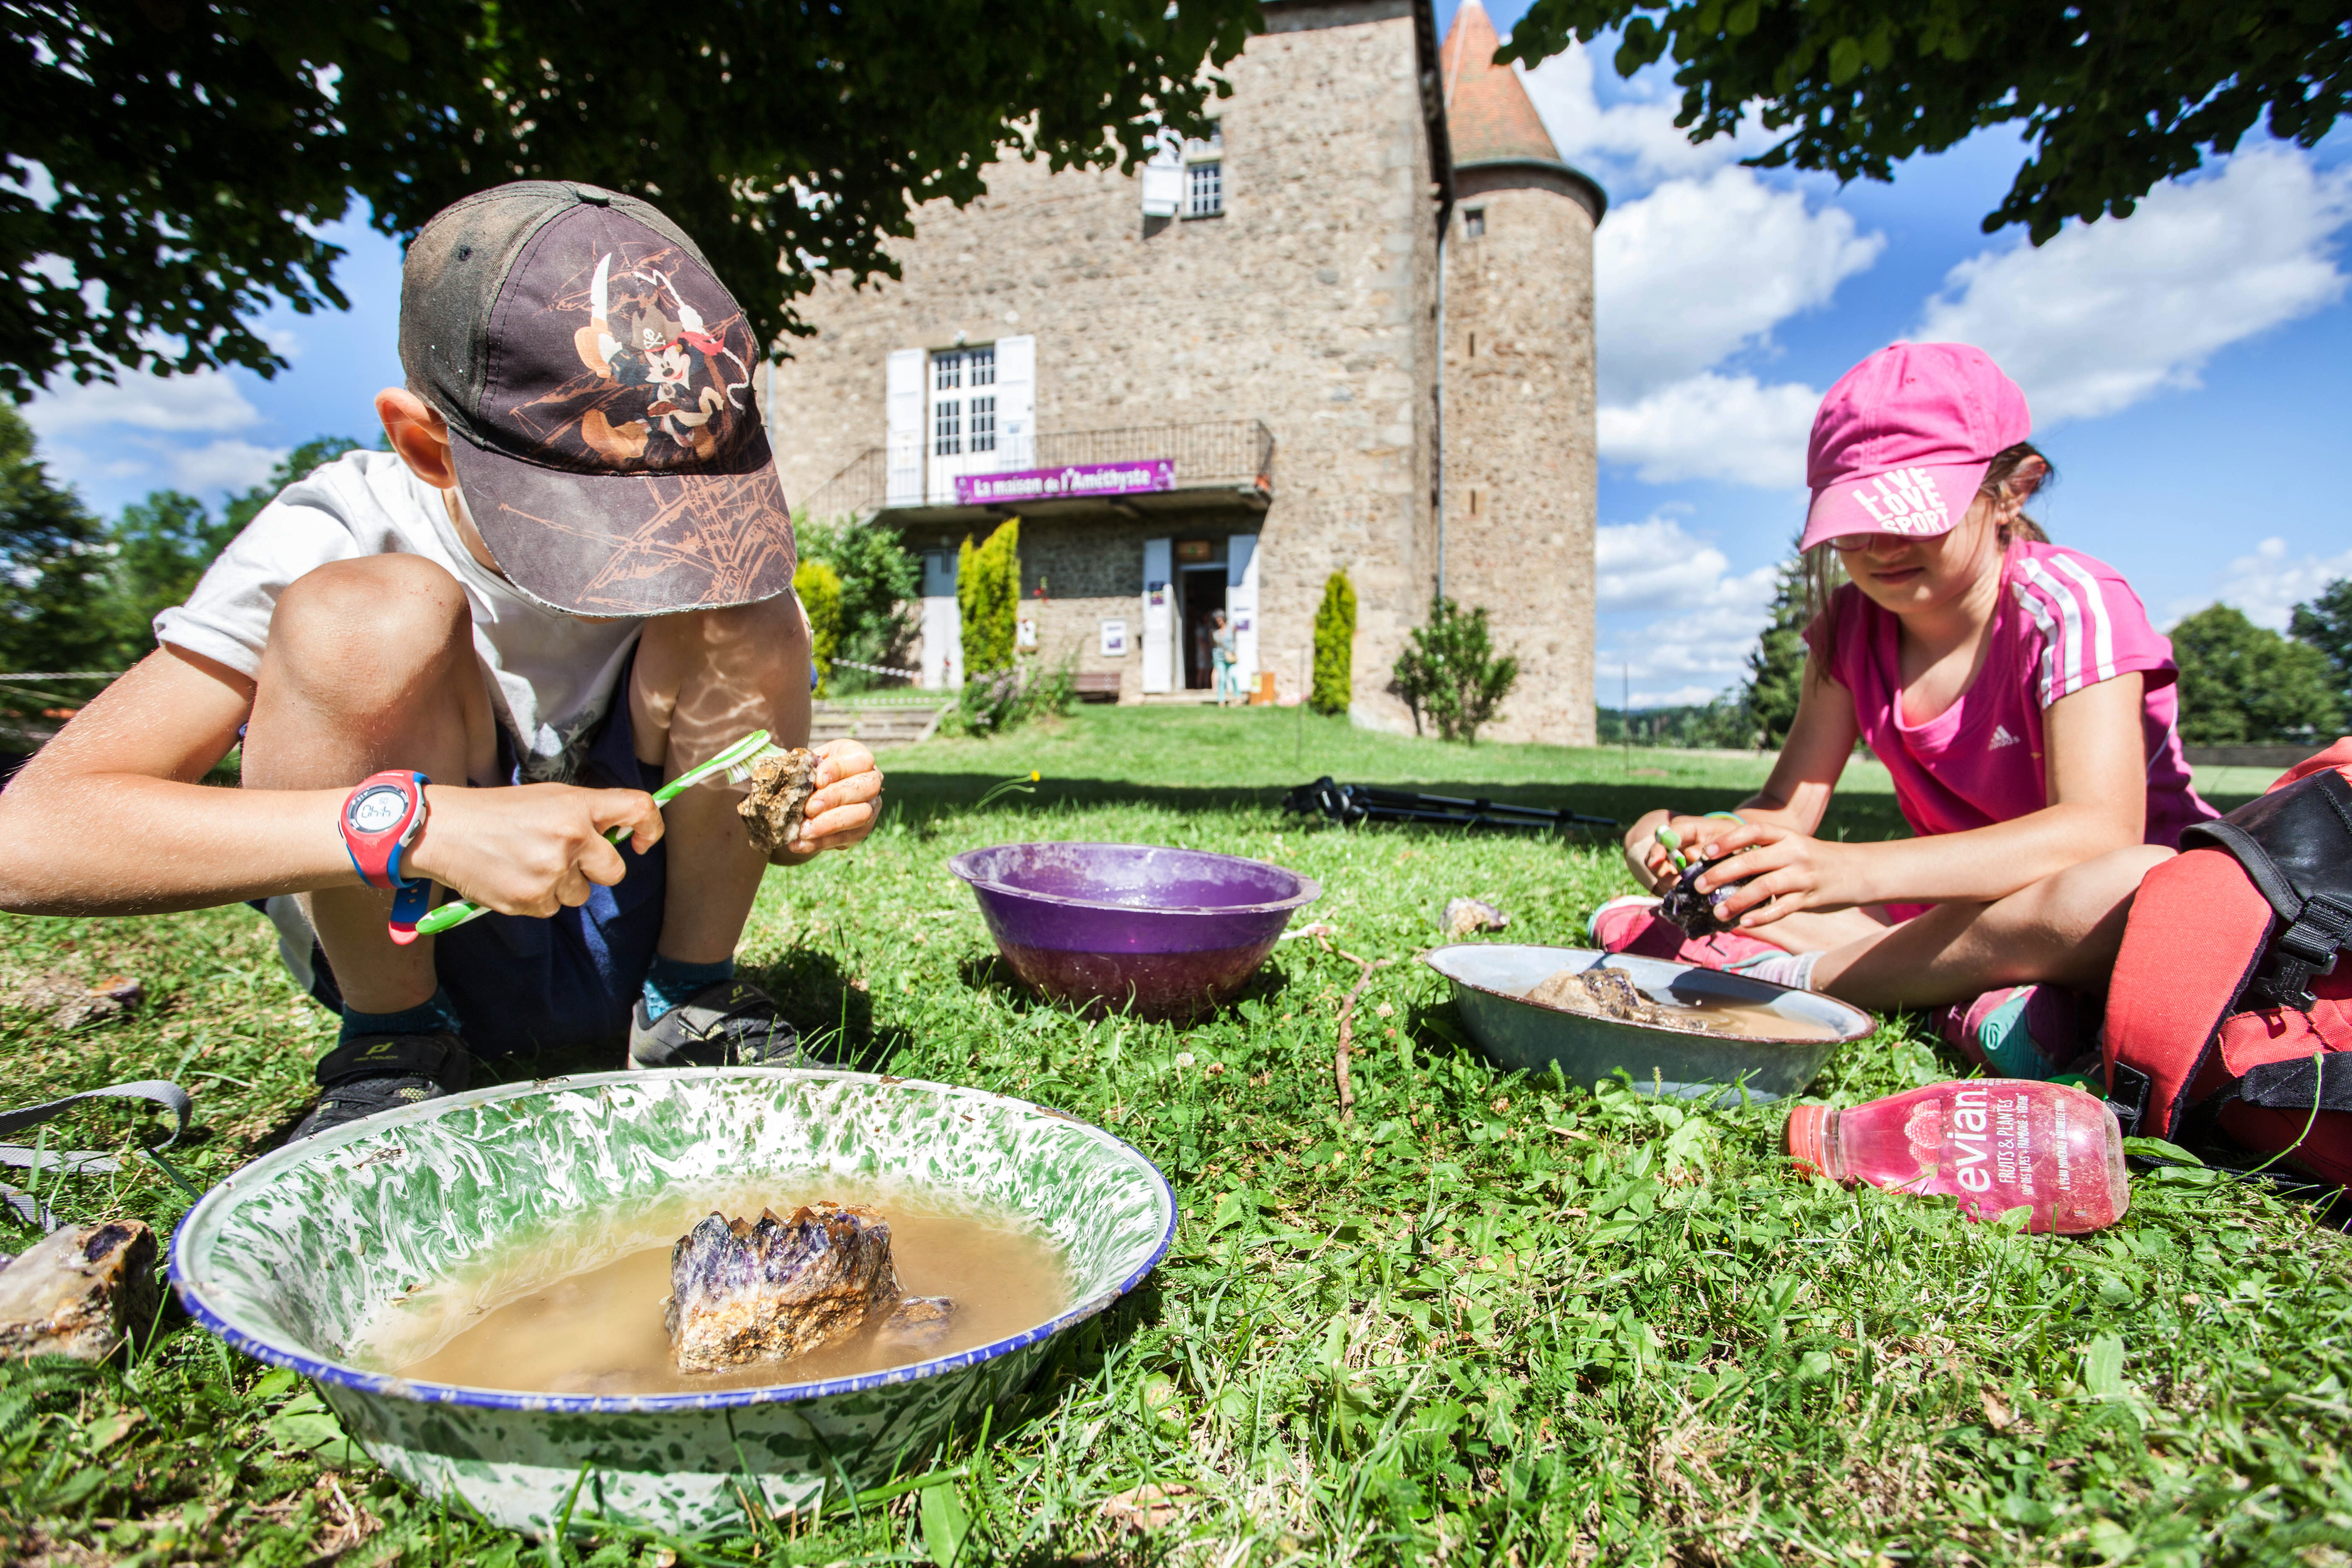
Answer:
[{"left": 1805, "top": 539, "right": 2215, "bottom": 850}]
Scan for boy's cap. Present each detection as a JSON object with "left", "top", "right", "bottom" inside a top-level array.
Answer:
[
  {"left": 1800, "top": 343, "right": 2031, "bottom": 552},
  {"left": 400, "top": 181, "right": 794, "bottom": 616}
]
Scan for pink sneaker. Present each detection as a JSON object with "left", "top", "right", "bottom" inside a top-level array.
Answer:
[
  {"left": 1587, "top": 894, "right": 1786, "bottom": 971},
  {"left": 1935, "top": 985, "right": 2096, "bottom": 1078}
]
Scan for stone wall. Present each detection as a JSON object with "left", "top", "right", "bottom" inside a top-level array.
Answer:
[
  {"left": 765, "top": 3, "right": 1442, "bottom": 722},
  {"left": 1440, "top": 183, "right": 1598, "bottom": 744}
]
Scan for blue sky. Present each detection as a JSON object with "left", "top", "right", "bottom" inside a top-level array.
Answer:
[{"left": 28, "top": 4, "right": 2352, "bottom": 707}]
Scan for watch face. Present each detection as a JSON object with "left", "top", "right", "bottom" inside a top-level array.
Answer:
[{"left": 348, "top": 784, "right": 412, "bottom": 836}]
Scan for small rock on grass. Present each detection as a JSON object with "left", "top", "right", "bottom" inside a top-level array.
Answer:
[
  {"left": 15, "top": 971, "right": 143, "bottom": 1030},
  {"left": 1098, "top": 1483, "right": 1196, "bottom": 1532},
  {"left": 1442, "top": 897, "right": 1509, "bottom": 938},
  {"left": 0, "top": 1220, "right": 160, "bottom": 1360}
]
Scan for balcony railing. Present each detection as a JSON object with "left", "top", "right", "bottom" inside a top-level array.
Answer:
[{"left": 799, "top": 418, "right": 1275, "bottom": 520}]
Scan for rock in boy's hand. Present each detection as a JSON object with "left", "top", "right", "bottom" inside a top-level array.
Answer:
[{"left": 776, "top": 740, "right": 884, "bottom": 860}]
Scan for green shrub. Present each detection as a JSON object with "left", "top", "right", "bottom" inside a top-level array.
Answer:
[
  {"left": 792, "top": 557, "right": 843, "bottom": 696},
  {"left": 2172, "top": 603, "right": 2343, "bottom": 744},
  {"left": 944, "top": 656, "right": 1075, "bottom": 738},
  {"left": 1311, "top": 571, "right": 1355, "bottom": 715},
  {"left": 959, "top": 516, "right": 1020, "bottom": 676},
  {"left": 792, "top": 512, "right": 919, "bottom": 688},
  {"left": 1391, "top": 596, "right": 1519, "bottom": 743}
]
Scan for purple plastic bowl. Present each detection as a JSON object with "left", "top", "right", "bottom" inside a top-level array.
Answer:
[{"left": 949, "top": 842, "right": 1322, "bottom": 1021}]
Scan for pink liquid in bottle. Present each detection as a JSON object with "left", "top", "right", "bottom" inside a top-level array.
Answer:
[{"left": 1785, "top": 1080, "right": 2129, "bottom": 1235}]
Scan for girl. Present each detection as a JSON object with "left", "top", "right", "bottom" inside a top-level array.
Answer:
[{"left": 1593, "top": 343, "right": 2215, "bottom": 1077}]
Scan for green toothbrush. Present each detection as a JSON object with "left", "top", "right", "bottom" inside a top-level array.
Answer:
[{"left": 413, "top": 729, "right": 789, "bottom": 937}]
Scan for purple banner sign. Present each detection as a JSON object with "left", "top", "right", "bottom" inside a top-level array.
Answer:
[{"left": 955, "top": 459, "right": 1175, "bottom": 507}]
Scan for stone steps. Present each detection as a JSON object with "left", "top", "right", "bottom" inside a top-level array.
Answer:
[{"left": 808, "top": 701, "right": 951, "bottom": 749}]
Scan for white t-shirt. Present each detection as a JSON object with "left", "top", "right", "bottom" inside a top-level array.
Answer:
[{"left": 156, "top": 450, "right": 643, "bottom": 783}]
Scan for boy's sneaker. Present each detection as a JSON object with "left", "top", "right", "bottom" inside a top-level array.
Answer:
[
  {"left": 628, "top": 978, "right": 807, "bottom": 1070},
  {"left": 1588, "top": 893, "right": 1784, "bottom": 971},
  {"left": 291, "top": 1032, "right": 475, "bottom": 1141},
  {"left": 1935, "top": 985, "right": 2097, "bottom": 1079}
]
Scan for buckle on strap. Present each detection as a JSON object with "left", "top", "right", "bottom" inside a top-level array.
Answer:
[{"left": 2257, "top": 892, "right": 2352, "bottom": 1011}]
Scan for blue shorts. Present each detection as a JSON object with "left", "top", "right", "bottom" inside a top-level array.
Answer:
[{"left": 262, "top": 659, "right": 669, "bottom": 1059}]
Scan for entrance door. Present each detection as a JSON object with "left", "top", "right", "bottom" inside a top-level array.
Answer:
[
  {"left": 919, "top": 549, "right": 962, "bottom": 689},
  {"left": 1179, "top": 566, "right": 1227, "bottom": 690},
  {"left": 1141, "top": 538, "right": 1173, "bottom": 693},
  {"left": 925, "top": 345, "right": 1000, "bottom": 505}
]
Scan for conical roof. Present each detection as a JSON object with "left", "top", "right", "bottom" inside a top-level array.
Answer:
[{"left": 1440, "top": 1, "right": 1563, "bottom": 168}]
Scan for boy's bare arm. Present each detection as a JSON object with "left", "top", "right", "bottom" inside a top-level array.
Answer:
[{"left": 0, "top": 645, "right": 660, "bottom": 918}]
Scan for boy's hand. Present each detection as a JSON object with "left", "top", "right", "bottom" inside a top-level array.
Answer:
[
  {"left": 408, "top": 784, "right": 664, "bottom": 917},
  {"left": 1691, "top": 822, "right": 1866, "bottom": 927},
  {"left": 773, "top": 740, "right": 884, "bottom": 862}
]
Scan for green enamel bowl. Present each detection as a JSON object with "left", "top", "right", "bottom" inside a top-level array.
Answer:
[{"left": 169, "top": 1070, "right": 1176, "bottom": 1538}]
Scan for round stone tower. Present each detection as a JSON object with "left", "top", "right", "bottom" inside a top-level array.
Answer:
[{"left": 1438, "top": 0, "right": 1604, "bottom": 746}]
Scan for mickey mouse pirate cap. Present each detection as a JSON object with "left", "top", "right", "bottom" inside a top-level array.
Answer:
[{"left": 400, "top": 180, "right": 796, "bottom": 617}]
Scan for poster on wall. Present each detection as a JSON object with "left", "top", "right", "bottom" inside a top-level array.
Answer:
[
  {"left": 1016, "top": 611, "right": 1038, "bottom": 650},
  {"left": 1100, "top": 619, "right": 1129, "bottom": 657}
]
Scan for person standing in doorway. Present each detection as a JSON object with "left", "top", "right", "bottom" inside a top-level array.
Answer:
[{"left": 1210, "top": 610, "right": 1239, "bottom": 706}]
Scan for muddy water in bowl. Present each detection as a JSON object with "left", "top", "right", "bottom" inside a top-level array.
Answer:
[
  {"left": 1522, "top": 966, "right": 1841, "bottom": 1042},
  {"left": 364, "top": 1186, "right": 1069, "bottom": 1398}
]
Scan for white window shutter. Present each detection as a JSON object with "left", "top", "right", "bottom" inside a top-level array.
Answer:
[
  {"left": 1227, "top": 534, "right": 1259, "bottom": 693},
  {"left": 995, "top": 335, "right": 1035, "bottom": 471},
  {"left": 1141, "top": 538, "right": 1173, "bottom": 694},
  {"left": 885, "top": 348, "right": 924, "bottom": 507}
]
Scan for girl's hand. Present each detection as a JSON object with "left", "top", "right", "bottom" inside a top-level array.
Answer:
[
  {"left": 1636, "top": 813, "right": 1749, "bottom": 887},
  {"left": 1689, "top": 822, "right": 1869, "bottom": 927},
  {"left": 771, "top": 740, "right": 885, "bottom": 862}
]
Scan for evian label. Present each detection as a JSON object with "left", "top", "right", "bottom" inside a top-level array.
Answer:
[
  {"left": 1949, "top": 1085, "right": 2037, "bottom": 1199},
  {"left": 1849, "top": 467, "right": 1950, "bottom": 535}
]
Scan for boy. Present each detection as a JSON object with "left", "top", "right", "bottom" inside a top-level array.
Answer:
[{"left": 0, "top": 181, "right": 882, "bottom": 1137}]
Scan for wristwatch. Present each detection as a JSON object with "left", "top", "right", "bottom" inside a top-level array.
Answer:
[{"left": 341, "top": 770, "right": 434, "bottom": 946}]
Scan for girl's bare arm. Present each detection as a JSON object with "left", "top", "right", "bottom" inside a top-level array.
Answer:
[{"left": 1694, "top": 672, "right": 2151, "bottom": 923}]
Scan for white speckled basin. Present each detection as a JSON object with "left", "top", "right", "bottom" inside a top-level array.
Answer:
[{"left": 170, "top": 1070, "right": 1175, "bottom": 1537}]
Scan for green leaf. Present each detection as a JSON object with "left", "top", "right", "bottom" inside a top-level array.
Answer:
[
  {"left": 919, "top": 1480, "right": 970, "bottom": 1568},
  {"left": 2123, "top": 1136, "right": 2202, "bottom": 1165},
  {"left": 1725, "top": 0, "right": 1760, "bottom": 36},
  {"left": 1827, "top": 36, "right": 1865, "bottom": 83},
  {"left": 2081, "top": 1333, "right": 2128, "bottom": 1398}
]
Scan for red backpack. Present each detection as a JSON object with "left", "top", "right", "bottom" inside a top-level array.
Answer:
[{"left": 2103, "top": 739, "right": 2352, "bottom": 1189}]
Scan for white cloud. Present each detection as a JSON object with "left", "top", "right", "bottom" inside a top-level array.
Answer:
[
  {"left": 2190, "top": 536, "right": 2352, "bottom": 632},
  {"left": 1595, "top": 513, "right": 1781, "bottom": 701},
  {"left": 1597, "top": 167, "right": 1883, "bottom": 402},
  {"left": 1596, "top": 372, "right": 1819, "bottom": 487},
  {"left": 26, "top": 367, "right": 262, "bottom": 437},
  {"left": 1519, "top": 42, "right": 1773, "bottom": 199},
  {"left": 170, "top": 439, "right": 286, "bottom": 495},
  {"left": 1916, "top": 147, "right": 2352, "bottom": 424}
]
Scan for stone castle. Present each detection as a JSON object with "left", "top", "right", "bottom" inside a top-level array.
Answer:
[{"left": 767, "top": 0, "right": 1603, "bottom": 744}]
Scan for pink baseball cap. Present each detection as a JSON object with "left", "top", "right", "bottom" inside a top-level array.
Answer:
[{"left": 1800, "top": 343, "right": 2031, "bottom": 552}]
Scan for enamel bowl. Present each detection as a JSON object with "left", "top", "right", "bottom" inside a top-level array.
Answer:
[
  {"left": 1424, "top": 944, "right": 1875, "bottom": 1101},
  {"left": 950, "top": 842, "right": 1320, "bottom": 1021},
  {"left": 170, "top": 1070, "right": 1175, "bottom": 1537}
]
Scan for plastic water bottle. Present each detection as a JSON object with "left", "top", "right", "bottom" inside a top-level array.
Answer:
[{"left": 1785, "top": 1080, "right": 2130, "bottom": 1235}]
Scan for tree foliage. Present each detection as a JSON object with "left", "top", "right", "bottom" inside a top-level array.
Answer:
[
  {"left": 793, "top": 514, "right": 921, "bottom": 689},
  {"left": 2290, "top": 577, "right": 2352, "bottom": 721},
  {"left": 1501, "top": 0, "right": 2352, "bottom": 243},
  {"left": 1392, "top": 597, "right": 1520, "bottom": 745},
  {"left": 1, "top": 0, "right": 1258, "bottom": 397},
  {"left": 2170, "top": 603, "right": 2344, "bottom": 745},
  {"left": 1739, "top": 559, "right": 1810, "bottom": 747},
  {"left": 958, "top": 518, "right": 1021, "bottom": 678},
  {"left": 0, "top": 404, "right": 111, "bottom": 677},
  {"left": 1311, "top": 572, "right": 1356, "bottom": 716}
]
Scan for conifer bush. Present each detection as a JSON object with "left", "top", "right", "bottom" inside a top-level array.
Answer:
[
  {"left": 792, "top": 557, "right": 843, "bottom": 696},
  {"left": 958, "top": 517, "right": 1021, "bottom": 676},
  {"left": 1311, "top": 571, "right": 1355, "bottom": 715}
]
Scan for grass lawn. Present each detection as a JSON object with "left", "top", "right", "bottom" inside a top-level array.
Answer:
[{"left": 2, "top": 706, "right": 2342, "bottom": 1566}]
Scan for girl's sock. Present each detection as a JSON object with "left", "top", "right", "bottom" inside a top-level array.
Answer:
[
  {"left": 340, "top": 988, "right": 464, "bottom": 1044},
  {"left": 1727, "top": 948, "right": 1825, "bottom": 993},
  {"left": 642, "top": 955, "right": 735, "bottom": 1022}
]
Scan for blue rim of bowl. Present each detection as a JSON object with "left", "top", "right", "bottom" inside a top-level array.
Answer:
[
  {"left": 1420, "top": 942, "right": 1878, "bottom": 1044},
  {"left": 168, "top": 1068, "right": 1179, "bottom": 1416},
  {"left": 947, "top": 841, "right": 1322, "bottom": 918}
]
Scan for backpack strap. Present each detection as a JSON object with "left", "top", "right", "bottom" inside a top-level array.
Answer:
[{"left": 2103, "top": 848, "right": 2273, "bottom": 1138}]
